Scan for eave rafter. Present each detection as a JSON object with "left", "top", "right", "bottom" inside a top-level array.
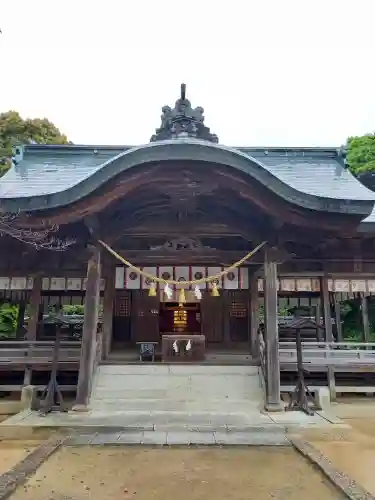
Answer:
[{"left": 19, "top": 161, "right": 357, "bottom": 234}]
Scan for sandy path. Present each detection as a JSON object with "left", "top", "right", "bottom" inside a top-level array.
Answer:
[
  {"left": 9, "top": 446, "right": 340, "bottom": 500},
  {"left": 0, "top": 441, "right": 38, "bottom": 475},
  {"left": 303, "top": 417, "right": 375, "bottom": 496}
]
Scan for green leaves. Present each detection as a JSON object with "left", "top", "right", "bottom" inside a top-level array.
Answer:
[
  {"left": 0, "top": 303, "right": 18, "bottom": 338},
  {"left": 347, "top": 133, "right": 375, "bottom": 175},
  {"left": 0, "top": 110, "right": 69, "bottom": 176}
]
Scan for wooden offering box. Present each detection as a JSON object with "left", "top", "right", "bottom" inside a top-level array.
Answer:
[{"left": 161, "top": 334, "right": 206, "bottom": 362}]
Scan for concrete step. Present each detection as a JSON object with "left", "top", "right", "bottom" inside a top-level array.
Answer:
[
  {"left": 90, "top": 402, "right": 264, "bottom": 412},
  {"left": 65, "top": 430, "right": 290, "bottom": 446},
  {"left": 97, "top": 364, "right": 260, "bottom": 375},
  {"left": 90, "top": 364, "right": 265, "bottom": 413}
]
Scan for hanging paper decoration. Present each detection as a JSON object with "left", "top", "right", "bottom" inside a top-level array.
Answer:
[
  {"left": 172, "top": 340, "right": 179, "bottom": 353},
  {"left": 164, "top": 283, "right": 173, "bottom": 299},
  {"left": 194, "top": 285, "right": 202, "bottom": 300}
]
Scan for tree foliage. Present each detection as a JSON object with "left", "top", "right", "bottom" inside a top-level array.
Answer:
[
  {"left": 0, "top": 303, "right": 18, "bottom": 338},
  {"left": 0, "top": 110, "right": 69, "bottom": 176},
  {"left": 347, "top": 133, "right": 375, "bottom": 175}
]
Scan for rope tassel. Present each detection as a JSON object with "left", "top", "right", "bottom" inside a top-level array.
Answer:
[{"left": 178, "top": 288, "right": 186, "bottom": 306}]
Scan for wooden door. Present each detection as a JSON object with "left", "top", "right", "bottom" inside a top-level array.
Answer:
[
  {"left": 201, "top": 294, "right": 224, "bottom": 344},
  {"left": 228, "top": 290, "right": 249, "bottom": 342},
  {"left": 112, "top": 291, "right": 131, "bottom": 342},
  {"left": 131, "top": 291, "right": 160, "bottom": 342}
]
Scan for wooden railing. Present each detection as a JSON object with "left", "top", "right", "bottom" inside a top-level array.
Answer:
[
  {"left": 0, "top": 340, "right": 81, "bottom": 367},
  {"left": 279, "top": 341, "right": 375, "bottom": 367}
]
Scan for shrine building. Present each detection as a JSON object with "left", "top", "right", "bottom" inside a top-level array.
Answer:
[{"left": 1, "top": 84, "right": 375, "bottom": 411}]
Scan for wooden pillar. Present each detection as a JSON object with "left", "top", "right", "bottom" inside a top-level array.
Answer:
[
  {"left": 361, "top": 293, "right": 370, "bottom": 343},
  {"left": 333, "top": 294, "right": 343, "bottom": 342},
  {"left": 24, "top": 275, "right": 42, "bottom": 385},
  {"left": 102, "top": 264, "right": 115, "bottom": 359},
  {"left": 320, "top": 277, "right": 336, "bottom": 398},
  {"left": 26, "top": 275, "right": 42, "bottom": 341},
  {"left": 314, "top": 301, "right": 324, "bottom": 342},
  {"left": 249, "top": 275, "right": 259, "bottom": 356},
  {"left": 320, "top": 277, "right": 333, "bottom": 342},
  {"left": 16, "top": 301, "right": 26, "bottom": 338},
  {"left": 223, "top": 292, "right": 231, "bottom": 347},
  {"left": 263, "top": 250, "right": 282, "bottom": 411},
  {"left": 74, "top": 246, "right": 101, "bottom": 409}
]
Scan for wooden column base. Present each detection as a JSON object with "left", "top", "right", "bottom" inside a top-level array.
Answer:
[
  {"left": 264, "top": 402, "right": 284, "bottom": 412},
  {"left": 71, "top": 404, "right": 91, "bottom": 413}
]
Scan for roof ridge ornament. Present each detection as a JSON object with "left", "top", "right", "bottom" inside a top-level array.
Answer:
[{"left": 150, "top": 83, "right": 219, "bottom": 143}]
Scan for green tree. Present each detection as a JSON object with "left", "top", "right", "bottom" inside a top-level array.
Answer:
[
  {"left": 0, "top": 111, "right": 69, "bottom": 176},
  {"left": 347, "top": 133, "right": 375, "bottom": 175}
]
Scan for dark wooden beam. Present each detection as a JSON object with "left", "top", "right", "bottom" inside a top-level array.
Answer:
[
  {"left": 24, "top": 275, "right": 42, "bottom": 385},
  {"left": 74, "top": 245, "right": 101, "bottom": 409},
  {"left": 320, "top": 277, "right": 333, "bottom": 342},
  {"left": 249, "top": 275, "right": 259, "bottom": 356},
  {"left": 263, "top": 249, "right": 282, "bottom": 411},
  {"left": 102, "top": 263, "right": 116, "bottom": 358},
  {"left": 361, "top": 293, "right": 370, "bottom": 343}
]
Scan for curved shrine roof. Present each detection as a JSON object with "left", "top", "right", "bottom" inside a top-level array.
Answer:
[
  {"left": 0, "top": 140, "right": 374, "bottom": 222},
  {"left": 1, "top": 84, "right": 375, "bottom": 226}
]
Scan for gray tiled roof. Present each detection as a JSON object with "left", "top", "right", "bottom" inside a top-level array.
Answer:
[
  {"left": 0, "top": 140, "right": 374, "bottom": 218},
  {"left": 241, "top": 148, "right": 375, "bottom": 201},
  {"left": 0, "top": 146, "right": 128, "bottom": 198}
]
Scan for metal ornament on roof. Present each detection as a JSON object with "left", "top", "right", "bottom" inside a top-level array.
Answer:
[{"left": 150, "top": 83, "right": 219, "bottom": 143}]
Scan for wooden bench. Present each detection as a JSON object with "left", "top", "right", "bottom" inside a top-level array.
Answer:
[{"left": 0, "top": 340, "right": 81, "bottom": 368}]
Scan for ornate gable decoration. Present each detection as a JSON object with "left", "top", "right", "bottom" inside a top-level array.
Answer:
[
  {"left": 150, "top": 84, "right": 219, "bottom": 143},
  {"left": 149, "top": 237, "right": 213, "bottom": 252}
]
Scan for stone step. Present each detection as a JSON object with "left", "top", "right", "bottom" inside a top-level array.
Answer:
[
  {"left": 90, "top": 398, "right": 263, "bottom": 408},
  {"left": 97, "top": 365, "right": 260, "bottom": 376},
  {"left": 91, "top": 391, "right": 263, "bottom": 402},
  {"left": 90, "top": 364, "right": 264, "bottom": 413},
  {"left": 65, "top": 430, "right": 290, "bottom": 446}
]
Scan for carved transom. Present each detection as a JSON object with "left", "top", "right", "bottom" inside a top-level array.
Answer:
[{"left": 149, "top": 237, "right": 212, "bottom": 252}]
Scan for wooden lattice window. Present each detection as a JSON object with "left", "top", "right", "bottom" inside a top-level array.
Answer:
[
  {"left": 230, "top": 301, "right": 247, "bottom": 318},
  {"left": 115, "top": 292, "right": 130, "bottom": 317}
]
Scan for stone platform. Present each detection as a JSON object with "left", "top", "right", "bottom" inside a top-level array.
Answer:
[
  {"left": 0, "top": 407, "right": 347, "bottom": 440},
  {"left": 0, "top": 363, "right": 349, "bottom": 445}
]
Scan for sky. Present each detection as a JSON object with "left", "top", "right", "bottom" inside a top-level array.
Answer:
[{"left": 1, "top": 0, "right": 375, "bottom": 147}]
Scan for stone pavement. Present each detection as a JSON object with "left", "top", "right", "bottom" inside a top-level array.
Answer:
[
  {"left": 0, "top": 407, "right": 348, "bottom": 448},
  {"left": 64, "top": 429, "right": 291, "bottom": 446},
  {"left": 1, "top": 407, "right": 340, "bottom": 430}
]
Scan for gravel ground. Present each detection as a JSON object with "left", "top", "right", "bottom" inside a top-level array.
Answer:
[{"left": 9, "top": 446, "right": 341, "bottom": 500}]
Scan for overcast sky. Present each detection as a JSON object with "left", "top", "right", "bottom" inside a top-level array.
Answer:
[{"left": 1, "top": 0, "right": 375, "bottom": 147}]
